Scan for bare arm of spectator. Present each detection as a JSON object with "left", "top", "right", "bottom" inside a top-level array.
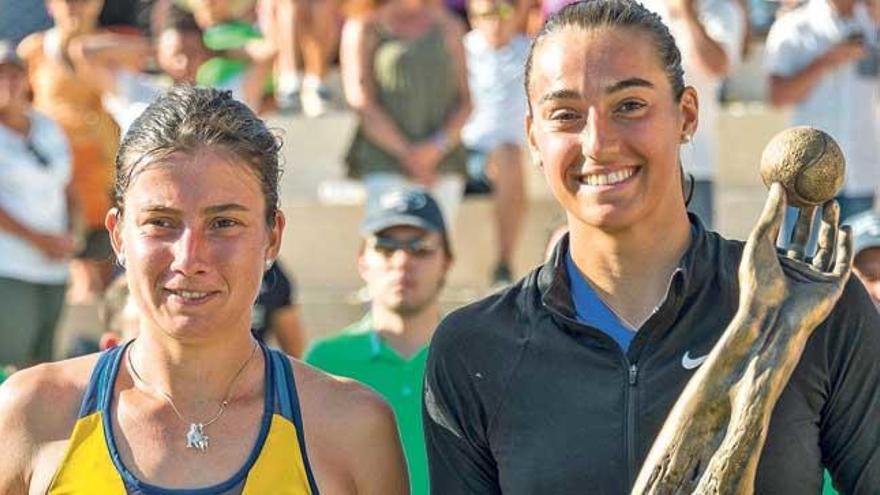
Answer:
[
  {"left": 0, "top": 207, "right": 74, "bottom": 261},
  {"left": 670, "top": 0, "right": 743, "bottom": 76},
  {"left": 340, "top": 16, "right": 414, "bottom": 161},
  {"left": 68, "top": 33, "right": 153, "bottom": 95},
  {"left": 433, "top": 11, "right": 473, "bottom": 148},
  {"left": 767, "top": 40, "right": 865, "bottom": 107},
  {"left": 239, "top": 37, "right": 277, "bottom": 113},
  {"left": 272, "top": 306, "right": 307, "bottom": 358}
]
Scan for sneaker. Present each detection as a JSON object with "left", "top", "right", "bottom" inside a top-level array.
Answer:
[
  {"left": 276, "top": 88, "right": 302, "bottom": 114},
  {"left": 490, "top": 262, "right": 514, "bottom": 290},
  {"left": 301, "top": 84, "right": 332, "bottom": 118}
]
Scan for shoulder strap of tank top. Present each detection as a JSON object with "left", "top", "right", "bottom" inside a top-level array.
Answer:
[
  {"left": 268, "top": 349, "right": 320, "bottom": 494},
  {"left": 76, "top": 343, "right": 126, "bottom": 418}
]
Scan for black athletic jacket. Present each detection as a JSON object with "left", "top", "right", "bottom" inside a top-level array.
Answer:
[{"left": 423, "top": 219, "right": 880, "bottom": 494}]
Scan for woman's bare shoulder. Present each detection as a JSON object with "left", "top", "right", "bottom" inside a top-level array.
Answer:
[
  {"left": 292, "top": 358, "right": 406, "bottom": 492},
  {"left": 0, "top": 354, "right": 100, "bottom": 493},
  {"left": 293, "top": 358, "right": 394, "bottom": 426},
  {"left": 0, "top": 354, "right": 101, "bottom": 442}
]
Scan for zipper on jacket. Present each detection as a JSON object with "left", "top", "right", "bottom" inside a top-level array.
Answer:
[
  {"left": 624, "top": 361, "right": 639, "bottom": 490},
  {"left": 629, "top": 363, "right": 639, "bottom": 385}
]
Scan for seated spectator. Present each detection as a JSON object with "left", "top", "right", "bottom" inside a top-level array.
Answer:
[
  {"left": 17, "top": 0, "right": 121, "bottom": 305},
  {"left": 97, "top": 274, "right": 141, "bottom": 350},
  {"left": 253, "top": 261, "right": 307, "bottom": 357},
  {"left": 0, "top": 41, "right": 74, "bottom": 368},
  {"left": 305, "top": 188, "right": 453, "bottom": 495},
  {"left": 461, "top": 0, "right": 530, "bottom": 286},
  {"left": 340, "top": 0, "right": 471, "bottom": 223},
  {"left": 65, "top": 271, "right": 140, "bottom": 358},
  {"left": 846, "top": 209, "right": 880, "bottom": 311}
]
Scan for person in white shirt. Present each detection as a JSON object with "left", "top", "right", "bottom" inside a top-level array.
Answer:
[
  {"left": 461, "top": 0, "right": 531, "bottom": 286},
  {"left": 641, "top": 0, "right": 746, "bottom": 229},
  {"left": 765, "top": 0, "right": 880, "bottom": 242},
  {"left": 0, "top": 41, "right": 73, "bottom": 367}
]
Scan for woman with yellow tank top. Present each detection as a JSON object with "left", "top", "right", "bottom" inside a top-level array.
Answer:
[{"left": 0, "top": 86, "right": 409, "bottom": 495}]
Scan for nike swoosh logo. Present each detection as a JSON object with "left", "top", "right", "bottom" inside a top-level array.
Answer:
[{"left": 681, "top": 351, "right": 709, "bottom": 370}]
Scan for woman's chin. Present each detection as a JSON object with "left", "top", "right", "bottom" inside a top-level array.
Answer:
[{"left": 571, "top": 201, "right": 645, "bottom": 232}]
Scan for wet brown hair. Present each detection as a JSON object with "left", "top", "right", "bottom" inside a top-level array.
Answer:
[
  {"left": 114, "top": 85, "right": 282, "bottom": 226},
  {"left": 524, "top": 0, "right": 685, "bottom": 114}
]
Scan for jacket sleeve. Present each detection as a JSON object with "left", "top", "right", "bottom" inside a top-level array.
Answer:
[
  {"left": 820, "top": 278, "right": 880, "bottom": 493},
  {"left": 423, "top": 317, "right": 502, "bottom": 494}
]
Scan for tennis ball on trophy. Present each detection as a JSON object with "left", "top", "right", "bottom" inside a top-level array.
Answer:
[{"left": 759, "top": 126, "right": 845, "bottom": 208}]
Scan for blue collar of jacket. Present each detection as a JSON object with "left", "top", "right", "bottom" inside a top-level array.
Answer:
[{"left": 535, "top": 214, "right": 720, "bottom": 354}]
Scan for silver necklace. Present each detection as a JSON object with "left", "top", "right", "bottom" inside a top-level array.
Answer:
[{"left": 126, "top": 341, "right": 258, "bottom": 453}]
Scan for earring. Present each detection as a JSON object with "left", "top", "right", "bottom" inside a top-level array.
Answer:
[
  {"left": 681, "top": 133, "right": 692, "bottom": 144},
  {"left": 117, "top": 252, "right": 126, "bottom": 268},
  {"left": 265, "top": 258, "right": 274, "bottom": 270}
]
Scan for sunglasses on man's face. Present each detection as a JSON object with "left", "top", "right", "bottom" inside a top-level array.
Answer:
[{"left": 368, "top": 235, "right": 442, "bottom": 258}]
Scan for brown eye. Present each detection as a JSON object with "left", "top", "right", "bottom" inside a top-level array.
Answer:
[
  {"left": 549, "top": 109, "right": 580, "bottom": 121},
  {"left": 616, "top": 100, "right": 646, "bottom": 114},
  {"left": 211, "top": 218, "right": 240, "bottom": 229},
  {"left": 145, "top": 218, "right": 174, "bottom": 229}
]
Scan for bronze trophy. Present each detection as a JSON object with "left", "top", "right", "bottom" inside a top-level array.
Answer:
[{"left": 633, "top": 127, "right": 854, "bottom": 494}]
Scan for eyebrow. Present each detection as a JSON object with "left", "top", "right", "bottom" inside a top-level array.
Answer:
[
  {"left": 140, "top": 203, "right": 251, "bottom": 215},
  {"left": 538, "top": 78, "right": 656, "bottom": 105}
]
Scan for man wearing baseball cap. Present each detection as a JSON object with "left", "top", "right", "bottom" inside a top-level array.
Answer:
[
  {"left": 304, "top": 187, "right": 452, "bottom": 495},
  {"left": 847, "top": 209, "right": 880, "bottom": 310}
]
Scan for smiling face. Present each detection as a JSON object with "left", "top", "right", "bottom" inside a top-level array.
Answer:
[
  {"left": 526, "top": 26, "right": 697, "bottom": 233},
  {"left": 359, "top": 225, "right": 451, "bottom": 316},
  {"left": 106, "top": 148, "right": 283, "bottom": 341}
]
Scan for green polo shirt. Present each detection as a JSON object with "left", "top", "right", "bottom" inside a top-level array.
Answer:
[{"left": 303, "top": 314, "right": 430, "bottom": 495}]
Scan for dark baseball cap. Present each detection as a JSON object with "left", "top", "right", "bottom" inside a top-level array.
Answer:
[
  {"left": 360, "top": 188, "right": 451, "bottom": 254},
  {"left": 0, "top": 40, "right": 24, "bottom": 69},
  {"left": 846, "top": 210, "right": 880, "bottom": 257}
]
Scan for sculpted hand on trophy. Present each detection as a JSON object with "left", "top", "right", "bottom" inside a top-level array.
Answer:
[
  {"left": 744, "top": 126, "right": 852, "bottom": 329},
  {"left": 634, "top": 127, "right": 854, "bottom": 495}
]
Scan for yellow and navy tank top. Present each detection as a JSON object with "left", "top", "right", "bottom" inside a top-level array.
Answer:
[{"left": 48, "top": 341, "right": 320, "bottom": 494}]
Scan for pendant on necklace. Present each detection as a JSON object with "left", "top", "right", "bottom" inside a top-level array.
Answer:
[{"left": 186, "top": 423, "right": 209, "bottom": 452}]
